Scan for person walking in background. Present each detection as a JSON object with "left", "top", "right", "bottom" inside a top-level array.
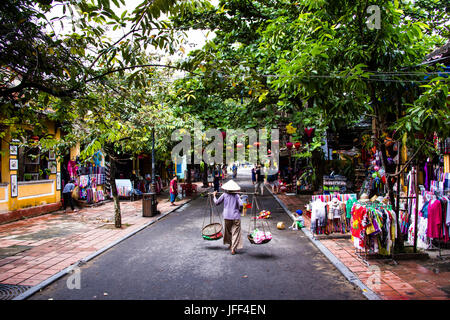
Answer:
[
  {"left": 255, "top": 165, "right": 265, "bottom": 195},
  {"left": 169, "top": 175, "right": 178, "bottom": 206},
  {"left": 212, "top": 180, "right": 244, "bottom": 255},
  {"left": 222, "top": 164, "right": 227, "bottom": 179},
  {"left": 240, "top": 194, "right": 249, "bottom": 216},
  {"left": 232, "top": 164, "right": 237, "bottom": 179},
  {"left": 62, "top": 179, "right": 78, "bottom": 213},
  {"left": 213, "top": 171, "right": 221, "bottom": 192},
  {"left": 251, "top": 166, "right": 256, "bottom": 185},
  {"left": 268, "top": 169, "right": 280, "bottom": 194}
]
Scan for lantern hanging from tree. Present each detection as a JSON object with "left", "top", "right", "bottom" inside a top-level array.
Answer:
[
  {"left": 286, "top": 142, "right": 293, "bottom": 150},
  {"left": 304, "top": 128, "right": 315, "bottom": 137},
  {"left": 286, "top": 123, "right": 296, "bottom": 135},
  {"left": 294, "top": 142, "right": 301, "bottom": 150}
]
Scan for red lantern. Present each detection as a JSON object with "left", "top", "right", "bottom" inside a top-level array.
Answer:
[
  {"left": 221, "top": 131, "right": 226, "bottom": 139},
  {"left": 294, "top": 142, "right": 301, "bottom": 150},
  {"left": 304, "top": 128, "right": 315, "bottom": 137},
  {"left": 253, "top": 141, "right": 260, "bottom": 147},
  {"left": 31, "top": 136, "right": 39, "bottom": 141},
  {"left": 286, "top": 142, "right": 293, "bottom": 150}
]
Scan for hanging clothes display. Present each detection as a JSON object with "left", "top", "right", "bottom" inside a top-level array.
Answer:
[
  {"left": 67, "top": 160, "right": 78, "bottom": 178},
  {"left": 310, "top": 200, "right": 327, "bottom": 234},
  {"left": 350, "top": 201, "right": 397, "bottom": 255},
  {"left": 309, "top": 194, "right": 357, "bottom": 235},
  {"left": 407, "top": 191, "right": 450, "bottom": 249},
  {"left": 408, "top": 193, "right": 430, "bottom": 249}
]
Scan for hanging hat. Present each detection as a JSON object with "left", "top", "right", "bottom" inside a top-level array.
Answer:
[
  {"left": 221, "top": 180, "right": 241, "bottom": 192},
  {"left": 360, "top": 193, "right": 369, "bottom": 202}
]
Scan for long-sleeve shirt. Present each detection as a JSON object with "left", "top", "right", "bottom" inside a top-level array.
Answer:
[
  {"left": 214, "top": 192, "right": 243, "bottom": 220},
  {"left": 427, "top": 199, "right": 442, "bottom": 239}
]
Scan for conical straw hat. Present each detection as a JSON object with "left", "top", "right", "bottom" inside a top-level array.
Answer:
[{"left": 221, "top": 180, "right": 241, "bottom": 192}]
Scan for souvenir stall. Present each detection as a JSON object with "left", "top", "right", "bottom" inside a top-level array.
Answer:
[
  {"left": 308, "top": 193, "right": 358, "bottom": 236},
  {"left": 395, "top": 136, "right": 449, "bottom": 256},
  {"left": 71, "top": 151, "right": 108, "bottom": 207},
  {"left": 399, "top": 164, "right": 450, "bottom": 257}
]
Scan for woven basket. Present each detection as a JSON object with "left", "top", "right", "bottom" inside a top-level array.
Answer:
[{"left": 202, "top": 223, "right": 223, "bottom": 240}]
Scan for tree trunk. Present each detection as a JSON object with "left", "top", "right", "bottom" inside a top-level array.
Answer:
[
  {"left": 371, "top": 85, "right": 403, "bottom": 251},
  {"left": 109, "top": 158, "right": 122, "bottom": 228},
  {"left": 202, "top": 162, "right": 209, "bottom": 188}
]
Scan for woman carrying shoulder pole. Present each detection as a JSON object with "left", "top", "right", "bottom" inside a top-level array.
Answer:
[{"left": 212, "top": 180, "right": 243, "bottom": 255}]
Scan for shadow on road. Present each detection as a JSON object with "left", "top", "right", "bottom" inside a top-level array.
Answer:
[{"left": 245, "top": 251, "right": 278, "bottom": 260}]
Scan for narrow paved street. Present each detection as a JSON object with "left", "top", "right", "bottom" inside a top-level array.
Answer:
[{"left": 29, "top": 168, "right": 365, "bottom": 300}]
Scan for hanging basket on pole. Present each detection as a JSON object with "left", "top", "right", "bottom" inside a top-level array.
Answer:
[
  {"left": 247, "top": 193, "right": 272, "bottom": 245},
  {"left": 201, "top": 194, "right": 223, "bottom": 240}
]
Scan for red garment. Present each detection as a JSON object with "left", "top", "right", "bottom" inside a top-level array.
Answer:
[
  {"left": 427, "top": 200, "right": 442, "bottom": 239},
  {"left": 351, "top": 205, "right": 367, "bottom": 240}
]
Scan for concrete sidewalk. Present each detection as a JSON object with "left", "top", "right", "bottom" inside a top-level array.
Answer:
[
  {"left": 0, "top": 182, "right": 210, "bottom": 293},
  {"left": 274, "top": 190, "right": 450, "bottom": 300}
]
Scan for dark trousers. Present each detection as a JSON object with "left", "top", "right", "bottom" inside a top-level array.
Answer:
[{"left": 63, "top": 192, "right": 74, "bottom": 210}]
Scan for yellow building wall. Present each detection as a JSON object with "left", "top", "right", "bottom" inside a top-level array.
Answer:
[
  {"left": 0, "top": 121, "right": 62, "bottom": 213},
  {"left": 0, "top": 185, "right": 8, "bottom": 212}
]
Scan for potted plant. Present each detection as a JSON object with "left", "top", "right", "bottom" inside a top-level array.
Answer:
[{"left": 39, "top": 169, "right": 51, "bottom": 179}]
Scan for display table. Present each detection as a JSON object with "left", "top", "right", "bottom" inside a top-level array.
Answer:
[
  {"left": 323, "top": 175, "right": 347, "bottom": 193},
  {"left": 180, "top": 183, "right": 198, "bottom": 196}
]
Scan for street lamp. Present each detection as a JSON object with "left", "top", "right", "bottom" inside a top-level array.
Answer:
[{"left": 144, "top": 126, "right": 160, "bottom": 217}]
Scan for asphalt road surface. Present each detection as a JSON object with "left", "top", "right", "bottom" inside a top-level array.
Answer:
[{"left": 29, "top": 167, "right": 365, "bottom": 300}]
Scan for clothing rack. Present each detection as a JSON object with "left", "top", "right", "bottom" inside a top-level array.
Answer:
[
  {"left": 431, "top": 190, "right": 450, "bottom": 259},
  {"left": 351, "top": 201, "right": 398, "bottom": 265}
]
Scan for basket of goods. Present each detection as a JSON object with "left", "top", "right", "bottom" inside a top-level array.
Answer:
[
  {"left": 252, "top": 210, "right": 271, "bottom": 220},
  {"left": 247, "top": 194, "right": 272, "bottom": 245},
  {"left": 248, "top": 228, "right": 272, "bottom": 244}
]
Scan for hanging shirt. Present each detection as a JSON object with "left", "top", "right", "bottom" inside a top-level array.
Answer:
[
  {"left": 446, "top": 196, "right": 450, "bottom": 227},
  {"left": 427, "top": 199, "right": 443, "bottom": 239},
  {"left": 346, "top": 197, "right": 357, "bottom": 219}
]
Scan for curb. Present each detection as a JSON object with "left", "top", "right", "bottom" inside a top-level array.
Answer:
[
  {"left": 265, "top": 186, "right": 381, "bottom": 301},
  {"left": 12, "top": 194, "right": 203, "bottom": 300}
]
